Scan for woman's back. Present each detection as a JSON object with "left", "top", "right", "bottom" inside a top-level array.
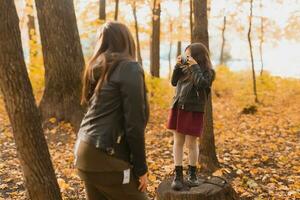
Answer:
[
  {"left": 78, "top": 60, "right": 147, "bottom": 148},
  {"left": 74, "top": 22, "right": 149, "bottom": 199}
]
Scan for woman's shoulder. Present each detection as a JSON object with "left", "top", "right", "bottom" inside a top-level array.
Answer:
[{"left": 119, "top": 60, "right": 143, "bottom": 73}]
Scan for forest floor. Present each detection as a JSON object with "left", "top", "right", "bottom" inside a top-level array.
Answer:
[{"left": 0, "top": 68, "right": 299, "bottom": 200}]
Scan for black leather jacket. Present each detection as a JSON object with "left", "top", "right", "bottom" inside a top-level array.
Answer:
[
  {"left": 171, "top": 63, "right": 215, "bottom": 112},
  {"left": 77, "top": 61, "right": 149, "bottom": 177}
]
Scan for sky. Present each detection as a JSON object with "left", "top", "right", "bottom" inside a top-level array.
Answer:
[{"left": 16, "top": 0, "right": 300, "bottom": 78}]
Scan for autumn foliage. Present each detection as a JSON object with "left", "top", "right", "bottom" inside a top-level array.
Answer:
[{"left": 1, "top": 65, "right": 299, "bottom": 199}]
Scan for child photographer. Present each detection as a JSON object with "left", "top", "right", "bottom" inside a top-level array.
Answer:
[{"left": 166, "top": 42, "right": 215, "bottom": 190}]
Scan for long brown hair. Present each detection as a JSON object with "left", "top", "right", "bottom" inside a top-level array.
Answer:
[
  {"left": 81, "top": 22, "right": 136, "bottom": 105},
  {"left": 185, "top": 42, "right": 213, "bottom": 70},
  {"left": 180, "top": 42, "right": 214, "bottom": 82}
]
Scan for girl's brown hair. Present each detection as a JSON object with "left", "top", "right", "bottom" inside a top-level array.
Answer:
[
  {"left": 81, "top": 22, "right": 136, "bottom": 105},
  {"left": 186, "top": 42, "right": 213, "bottom": 70}
]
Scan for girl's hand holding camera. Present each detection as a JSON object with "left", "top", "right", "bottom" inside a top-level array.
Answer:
[
  {"left": 177, "top": 55, "right": 197, "bottom": 66},
  {"left": 176, "top": 55, "right": 197, "bottom": 74}
]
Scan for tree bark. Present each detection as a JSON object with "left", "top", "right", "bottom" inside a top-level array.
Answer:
[
  {"left": 99, "top": 0, "right": 106, "bottom": 21},
  {"left": 35, "top": 0, "right": 85, "bottom": 130},
  {"left": 219, "top": 16, "right": 227, "bottom": 65},
  {"left": 114, "top": 0, "right": 119, "bottom": 21},
  {"left": 150, "top": 0, "right": 161, "bottom": 77},
  {"left": 131, "top": 0, "right": 143, "bottom": 66},
  {"left": 177, "top": 0, "right": 183, "bottom": 57},
  {"left": 192, "top": 0, "right": 220, "bottom": 173},
  {"left": 0, "top": 1, "right": 62, "bottom": 199},
  {"left": 177, "top": 41, "right": 182, "bottom": 57},
  {"left": 192, "top": 0, "right": 209, "bottom": 49},
  {"left": 199, "top": 93, "right": 220, "bottom": 172},
  {"left": 259, "top": 0, "right": 264, "bottom": 76},
  {"left": 190, "top": 0, "right": 193, "bottom": 42},
  {"left": 168, "top": 21, "right": 173, "bottom": 80},
  {"left": 248, "top": 0, "right": 259, "bottom": 103}
]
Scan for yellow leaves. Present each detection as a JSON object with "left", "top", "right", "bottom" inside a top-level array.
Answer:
[
  {"left": 148, "top": 174, "right": 157, "bottom": 182},
  {"left": 249, "top": 168, "right": 258, "bottom": 176},
  {"left": 3, "top": 127, "right": 13, "bottom": 139},
  {"left": 212, "top": 169, "right": 223, "bottom": 177},
  {"left": 0, "top": 67, "right": 300, "bottom": 199},
  {"left": 0, "top": 183, "right": 8, "bottom": 190},
  {"left": 146, "top": 75, "right": 173, "bottom": 109},
  {"left": 57, "top": 178, "right": 70, "bottom": 191},
  {"left": 236, "top": 169, "right": 243, "bottom": 175},
  {"left": 49, "top": 117, "right": 57, "bottom": 124},
  {"left": 261, "top": 155, "right": 269, "bottom": 162},
  {"left": 246, "top": 179, "right": 258, "bottom": 189}
]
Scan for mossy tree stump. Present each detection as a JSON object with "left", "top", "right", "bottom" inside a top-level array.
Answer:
[{"left": 156, "top": 176, "right": 239, "bottom": 200}]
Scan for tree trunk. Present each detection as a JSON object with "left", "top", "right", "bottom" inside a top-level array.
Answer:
[
  {"left": 131, "top": 0, "right": 143, "bottom": 66},
  {"left": 177, "top": 41, "right": 182, "bottom": 57},
  {"left": 199, "top": 93, "right": 219, "bottom": 172},
  {"left": 168, "top": 21, "right": 173, "bottom": 80},
  {"left": 177, "top": 0, "right": 183, "bottom": 57},
  {"left": 192, "top": 0, "right": 220, "bottom": 173},
  {"left": 150, "top": 0, "right": 161, "bottom": 77},
  {"left": 192, "top": 0, "right": 209, "bottom": 49},
  {"left": 99, "top": 0, "right": 106, "bottom": 21},
  {"left": 0, "top": 1, "right": 62, "bottom": 199},
  {"left": 259, "top": 0, "right": 264, "bottom": 76},
  {"left": 26, "top": 0, "right": 38, "bottom": 65},
  {"left": 248, "top": 0, "right": 259, "bottom": 103},
  {"left": 190, "top": 0, "right": 193, "bottom": 42},
  {"left": 156, "top": 177, "right": 238, "bottom": 200},
  {"left": 35, "top": 0, "right": 85, "bottom": 130},
  {"left": 114, "top": 0, "right": 119, "bottom": 21},
  {"left": 219, "top": 16, "right": 227, "bottom": 65}
]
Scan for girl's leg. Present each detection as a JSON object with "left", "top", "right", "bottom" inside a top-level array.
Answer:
[
  {"left": 173, "top": 131, "right": 186, "bottom": 166},
  {"left": 185, "top": 135, "right": 198, "bottom": 166},
  {"left": 185, "top": 135, "right": 199, "bottom": 186},
  {"left": 171, "top": 131, "right": 185, "bottom": 190}
]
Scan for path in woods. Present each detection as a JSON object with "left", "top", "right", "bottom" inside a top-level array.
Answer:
[{"left": 0, "top": 88, "right": 299, "bottom": 199}]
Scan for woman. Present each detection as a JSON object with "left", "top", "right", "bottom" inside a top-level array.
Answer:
[
  {"left": 74, "top": 22, "right": 149, "bottom": 200},
  {"left": 166, "top": 43, "right": 215, "bottom": 190}
]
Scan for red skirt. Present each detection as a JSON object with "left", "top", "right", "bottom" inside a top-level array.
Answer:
[{"left": 166, "top": 108, "right": 204, "bottom": 137}]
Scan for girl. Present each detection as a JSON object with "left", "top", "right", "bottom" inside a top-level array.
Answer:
[
  {"left": 166, "top": 43, "right": 215, "bottom": 190},
  {"left": 74, "top": 22, "right": 149, "bottom": 200}
]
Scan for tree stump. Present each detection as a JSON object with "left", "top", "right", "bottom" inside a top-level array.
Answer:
[{"left": 156, "top": 176, "right": 239, "bottom": 200}]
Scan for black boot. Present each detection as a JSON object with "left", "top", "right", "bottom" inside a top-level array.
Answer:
[
  {"left": 171, "top": 166, "right": 184, "bottom": 191},
  {"left": 187, "top": 165, "right": 199, "bottom": 187}
]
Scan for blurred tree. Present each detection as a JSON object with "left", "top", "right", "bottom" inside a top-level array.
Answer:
[
  {"left": 190, "top": 0, "right": 193, "bottom": 42},
  {"left": 114, "top": 0, "right": 119, "bottom": 21},
  {"left": 168, "top": 20, "right": 173, "bottom": 80},
  {"left": 192, "top": 0, "right": 209, "bottom": 48},
  {"left": 284, "top": 11, "right": 300, "bottom": 41},
  {"left": 177, "top": 0, "right": 183, "bottom": 57},
  {"left": 259, "top": 0, "right": 264, "bottom": 76},
  {"left": 35, "top": 0, "right": 85, "bottom": 130},
  {"left": 247, "top": 0, "right": 258, "bottom": 103},
  {"left": 99, "top": 0, "right": 106, "bottom": 21},
  {"left": 192, "top": 0, "right": 219, "bottom": 173},
  {"left": 150, "top": 0, "right": 161, "bottom": 77},
  {"left": 219, "top": 16, "right": 227, "bottom": 65},
  {"left": 0, "top": 1, "right": 62, "bottom": 199},
  {"left": 25, "top": 0, "right": 37, "bottom": 64},
  {"left": 131, "top": 0, "right": 143, "bottom": 65}
]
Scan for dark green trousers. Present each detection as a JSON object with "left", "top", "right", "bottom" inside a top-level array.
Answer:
[
  {"left": 75, "top": 140, "right": 148, "bottom": 200},
  {"left": 78, "top": 169, "right": 148, "bottom": 200}
]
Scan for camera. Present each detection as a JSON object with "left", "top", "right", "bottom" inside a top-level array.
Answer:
[{"left": 180, "top": 55, "right": 188, "bottom": 65}]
